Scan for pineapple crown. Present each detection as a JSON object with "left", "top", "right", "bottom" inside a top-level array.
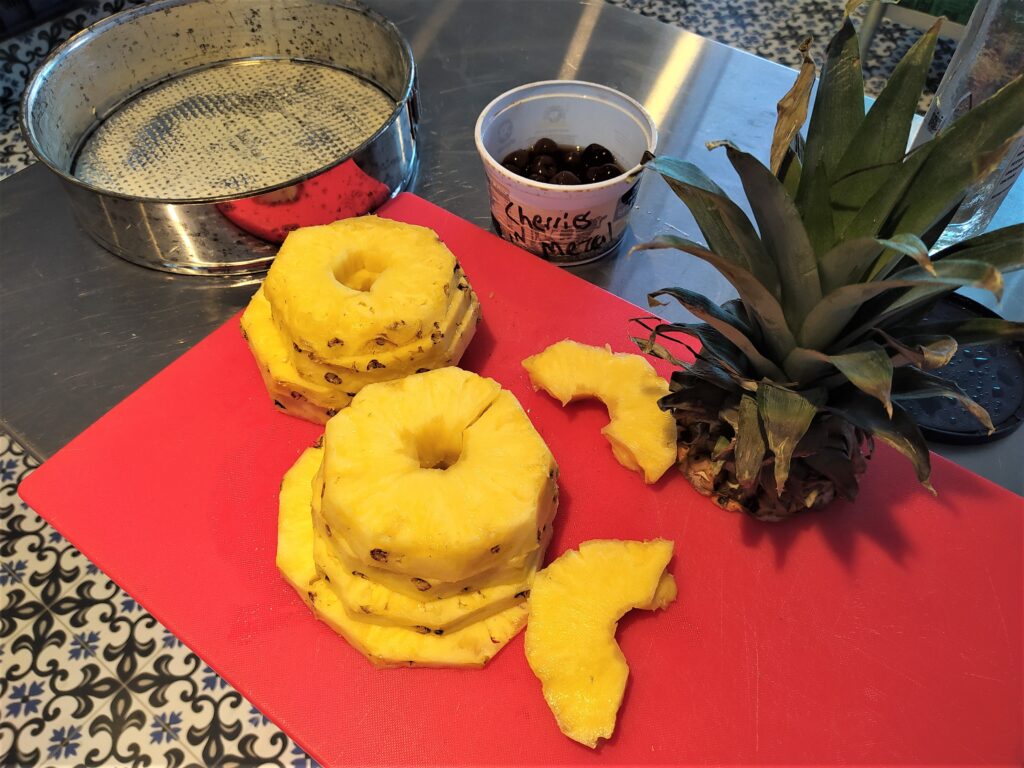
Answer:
[{"left": 633, "top": 4, "right": 1024, "bottom": 507}]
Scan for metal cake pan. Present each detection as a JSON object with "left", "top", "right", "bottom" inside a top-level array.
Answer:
[{"left": 21, "top": 0, "right": 418, "bottom": 274}]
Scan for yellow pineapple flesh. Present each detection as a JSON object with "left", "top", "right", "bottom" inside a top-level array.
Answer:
[
  {"left": 276, "top": 443, "right": 530, "bottom": 667},
  {"left": 321, "top": 367, "right": 559, "bottom": 581},
  {"left": 523, "top": 340, "right": 677, "bottom": 483},
  {"left": 524, "top": 539, "right": 677, "bottom": 748},
  {"left": 263, "top": 216, "right": 458, "bottom": 359},
  {"left": 287, "top": 270, "right": 478, "bottom": 386}
]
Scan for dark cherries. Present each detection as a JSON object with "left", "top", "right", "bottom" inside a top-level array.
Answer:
[{"left": 501, "top": 137, "right": 624, "bottom": 185}]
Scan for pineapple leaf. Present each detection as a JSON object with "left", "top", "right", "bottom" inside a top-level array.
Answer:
[
  {"left": 645, "top": 157, "right": 780, "bottom": 295},
  {"left": 891, "top": 367, "right": 994, "bottom": 433},
  {"left": 735, "top": 394, "right": 766, "bottom": 486},
  {"left": 714, "top": 141, "right": 822, "bottom": 327},
  {"left": 866, "top": 233, "right": 935, "bottom": 281},
  {"left": 889, "top": 317, "right": 1024, "bottom": 347},
  {"left": 779, "top": 145, "right": 803, "bottom": 200},
  {"left": 800, "top": 259, "right": 1004, "bottom": 350},
  {"left": 770, "top": 37, "right": 815, "bottom": 176},
  {"left": 796, "top": 148, "right": 836, "bottom": 257},
  {"left": 829, "top": 21, "right": 940, "bottom": 235},
  {"left": 821, "top": 342, "right": 895, "bottom": 416},
  {"left": 648, "top": 288, "right": 787, "bottom": 380},
  {"left": 784, "top": 343, "right": 895, "bottom": 414},
  {"left": 633, "top": 235, "right": 797, "bottom": 360},
  {"left": 798, "top": 16, "right": 864, "bottom": 227},
  {"left": 932, "top": 222, "right": 1024, "bottom": 261},
  {"left": 873, "top": 328, "right": 957, "bottom": 370},
  {"left": 840, "top": 141, "right": 935, "bottom": 241},
  {"left": 834, "top": 231, "right": 1024, "bottom": 348},
  {"left": 817, "top": 233, "right": 930, "bottom": 294},
  {"left": 828, "top": 391, "right": 933, "bottom": 491},
  {"left": 640, "top": 319, "right": 754, "bottom": 380},
  {"left": 757, "top": 383, "right": 820, "bottom": 493},
  {"left": 887, "top": 75, "right": 1024, "bottom": 238}
]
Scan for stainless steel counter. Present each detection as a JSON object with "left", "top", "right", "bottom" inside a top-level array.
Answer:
[{"left": 1, "top": 0, "right": 1021, "bottom": 494}]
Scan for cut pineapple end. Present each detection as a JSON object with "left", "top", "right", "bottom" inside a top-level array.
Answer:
[
  {"left": 523, "top": 340, "right": 676, "bottom": 484},
  {"left": 277, "top": 443, "right": 529, "bottom": 668},
  {"left": 524, "top": 538, "right": 676, "bottom": 748}
]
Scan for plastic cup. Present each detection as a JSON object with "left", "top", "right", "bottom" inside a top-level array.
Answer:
[{"left": 474, "top": 80, "right": 657, "bottom": 266}]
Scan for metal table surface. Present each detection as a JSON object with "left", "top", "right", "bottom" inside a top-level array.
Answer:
[{"left": 1, "top": 0, "right": 1022, "bottom": 494}]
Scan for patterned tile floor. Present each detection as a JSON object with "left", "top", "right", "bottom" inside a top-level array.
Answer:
[{"left": 0, "top": 1, "right": 960, "bottom": 765}]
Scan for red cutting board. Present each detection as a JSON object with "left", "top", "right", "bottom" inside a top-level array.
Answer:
[{"left": 19, "top": 193, "right": 1023, "bottom": 766}]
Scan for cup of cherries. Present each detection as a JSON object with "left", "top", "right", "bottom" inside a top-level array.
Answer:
[{"left": 475, "top": 80, "right": 657, "bottom": 265}]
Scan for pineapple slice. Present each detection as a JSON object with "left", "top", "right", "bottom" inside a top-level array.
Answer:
[
  {"left": 287, "top": 270, "right": 477, "bottom": 386},
  {"left": 321, "top": 368, "right": 559, "bottom": 581},
  {"left": 243, "top": 283, "right": 480, "bottom": 424},
  {"left": 314, "top": 527, "right": 541, "bottom": 633},
  {"left": 275, "top": 446, "right": 327, "bottom": 598},
  {"left": 308, "top": 578, "right": 529, "bottom": 668},
  {"left": 263, "top": 216, "right": 460, "bottom": 360},
  {"left": 276, "top": 445, "right": 529, "bottom": 668},
  {"left": 242, "top": 288, "right": 351, "bottom": 424},
  {"left": 523, "top": 340, "right": 677, "bottom": 483},
  {"left": 312, "top": 459, "right": 557, "bottom": 600},
  {"left": 524, "top": 539, "right": 677, "bottom": 748}
]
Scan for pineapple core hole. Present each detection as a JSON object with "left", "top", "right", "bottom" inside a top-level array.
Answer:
[
  {"left": 334, "top": 256, "right": 380, "bottom": 292},
  {"left": 415, "top": 428, "right": 463, "bottom": 471}
]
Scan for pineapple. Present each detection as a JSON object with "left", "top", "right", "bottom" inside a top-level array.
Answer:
[
  {"left": 321, "top": 367, "right": 559, "bottom": 582},
  {"left": 311, "top": 460, "right": 554, "bottom": 600},
  {"left": 287, "top": 269, "right": 478, "bottom": 387},
  {"left": 307, "top": 578, "right": 529, "bottom": 668},
  {"left": 632, "top": 10, "right": 1024, "bottom": 519},
  {"left": 243, "top": 216, "right": 483, "bottom": 423},
  {"left": 263, "top": 216, "right": 458, "bottom": 358},
  {"left": 313, "top": 522, "right": 545, "bottom": 633},
  {"left": 524, "top": 539, "right": 677, "bottom": 748},
  {"left": 523, "top": 340, "right": 676, "bottom": 483},
  {"left": 276, "top": 446, "right": 530, "bottom": 667},
  {"left": 276, "top": 446, "right": 324, "bottom": 596},
  {"left": 242, "top": 288, "right": 352, "bottom": 423}
]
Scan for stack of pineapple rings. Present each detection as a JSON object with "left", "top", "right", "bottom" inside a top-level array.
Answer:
[
  {"left": 241, "top": 216, "right": 481, "bottom": 424},
  {"left": 277, "top": 367, "right": 560, "bottom": 667}
]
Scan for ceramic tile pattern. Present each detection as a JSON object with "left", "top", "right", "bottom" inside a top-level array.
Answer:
[{"left": 0, "top": 1, "right": 960, "bottom": 765}]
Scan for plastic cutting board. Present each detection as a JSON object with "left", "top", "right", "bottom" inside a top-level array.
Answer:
[{"left": 19, "top": 193, "right": 1023, "bottom": 766}]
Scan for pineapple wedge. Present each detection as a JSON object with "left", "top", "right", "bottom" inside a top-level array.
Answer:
[
  {"left": 321, "top": 368, "right": 559, "bottom": 581},
  {"left": 263, "top": 216, "right": 459, "bottom": 359},
  {"left": 524, "top": 539, "right": 676, "bottom": 748},
  {"left": 276, "top": 444, "right": 529, "bottom": 667},
  {"left": 523, "top": 340, "right": 676, "bottom": 483}
]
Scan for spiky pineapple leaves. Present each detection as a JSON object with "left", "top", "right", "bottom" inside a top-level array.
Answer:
[
  {"left": 757, "top": 384, "right": 819, "bottom": 493},
  {"left": 770, "top": 37, "right": 814, "bottom": 177},
  {"left": 632, "top": 235, "right": 795, "bottom": 361},
  {"left": 830, "top": 21, "right": 940, "bottom": 236},
  {"left": 829, "top": 389, "right": 934, "bottom": 492},
  {"left": 735, "top": 396, "right": 766, "bottom": 486}
]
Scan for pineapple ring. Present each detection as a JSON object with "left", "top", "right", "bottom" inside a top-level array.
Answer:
[
  {"left": 524, "top": 539, "right": 677, "bottom": 748},
  {"left": 287, "top": 273, "right": 476, "bottom": 387},
  {"left": 277, "top": 445, "right": 529, "bottom": 668},
  {"left": 241, "top": 288, "right": 351, "bottom": 424},
  {"left": 263, "top": 216, "right": 460, "bottom": 361},
  {"left": 243, "top": 285, "right": 481, "bottom": 424},
  {"left": 523, "top": 340, "right": 677, "bottom": 484},
  {"left": 321, "top": 368, "right": 559, "bottom": 582},
  {"left": 314, "top": 526, "right": 540, "bottom": 633},
  {"left": 312, "top": 459, "right": 557, "bottom": 600}
]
